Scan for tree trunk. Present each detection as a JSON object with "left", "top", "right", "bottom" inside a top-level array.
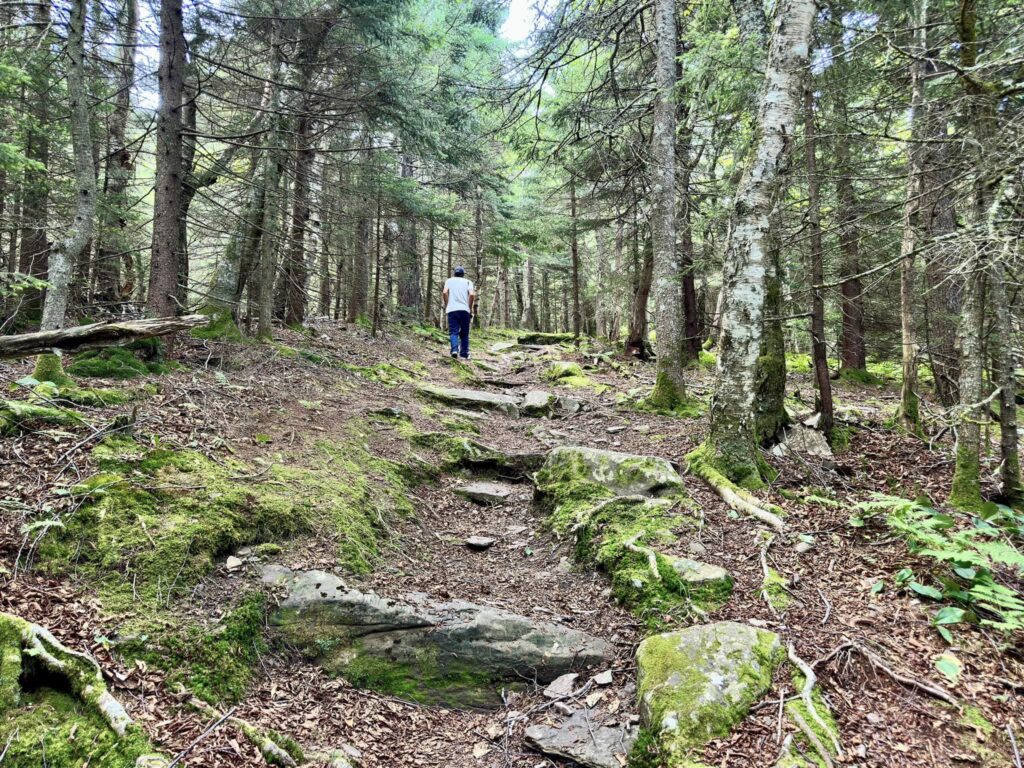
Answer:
[
  {"left": 397, "top": 154, "right": 422, "bottom": 316},
  {"left": 520, "top": 257, "right": 536, "bottom": 329},
  {"left": 17, "top": 2, "right": 52, "bottom": 317},
  {"left": 423, "top": 224, "right": 435, "bottom": 323},
  {"left": 473, "top": 190, "right": 484, "bottom": 328},
  {"left": 989, "top": 247, "right": 1022, "bottom": 503},
  {"left": 146, "top": 0, "right": 185, "bottom": 318},
  {"left": 283, "top": 113, "right": 315, "bottom": 326},
  {"left": 649, "top": 0, "right": 687, "bottom": 408},
  {"left": 703, "top": 0, "right": 815, "bottom": 487},
  {"left": 94, "top": 0, "right": 137, "bottom": 308},
  {"left": 896, "top": 0, "right": 927, "bottom": 432},
  {"left": 39, "top": 0, "right": 95, "bottom": 335},
  {"left": 625, "top": 237, "right": 654, "bottom": 359},
  {"left": 569, "top": 178, "right": 582, "bottom": 339},
  {"left": 804, "top": 87, "right": 833, "bottom": 440}
]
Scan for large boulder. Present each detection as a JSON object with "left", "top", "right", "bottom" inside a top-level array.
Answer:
[
  {"left": 633, "top": 622, "right": 783, "bottom": 765},
  {"left": 416, "top": 383, "right": 520, "bottom": 417},
  {"left": 267, "top": 568, "right": 611, "bottom": 709},
  {"left": 536, "top": 446, "right": 683, "bottom": 502}
]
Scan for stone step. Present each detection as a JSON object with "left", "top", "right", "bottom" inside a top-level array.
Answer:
[
  {"left": 456, "top": 481, "right": 514, "bottom": 505},
  {"left": 266, "top": 567, "right": 611, "bottom": 709}
]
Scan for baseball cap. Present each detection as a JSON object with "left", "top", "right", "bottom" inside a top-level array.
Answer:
[{"left": 454, "top": 266, "right": 465, "bottom": 276}]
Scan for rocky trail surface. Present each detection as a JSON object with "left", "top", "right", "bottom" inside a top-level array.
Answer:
[{"left": 1, "top": 323, "right": 1021, "bottom": 767}]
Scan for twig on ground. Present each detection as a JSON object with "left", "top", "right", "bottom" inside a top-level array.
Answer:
[
  {"left": 167, "top": 706, "right": 237, "bottom": 767},
  {"left": 789, "top": 707, "right": 835, "bottom": 768},
  {"left": 813, "top": 640, "right": 959, "bottom": 707},
  {"left": 1009, "top": 723, "right": 1021, "bottom": 768},
  {"left": 759, "top": 534, "right": 777, "bottom": 614}
]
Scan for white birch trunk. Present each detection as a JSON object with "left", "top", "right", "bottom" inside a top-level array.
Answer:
[{"left": 704, "top": 0, "right": 815, "bottom": 485}]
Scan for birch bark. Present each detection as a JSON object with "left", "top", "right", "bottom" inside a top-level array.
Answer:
[{"left": 703, "top": 0, "right": 815, "bottom": 486}]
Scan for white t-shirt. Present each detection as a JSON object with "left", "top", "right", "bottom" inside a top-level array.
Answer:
[{"left": 444, "top": 277, "right": 474, "bottom": 314}]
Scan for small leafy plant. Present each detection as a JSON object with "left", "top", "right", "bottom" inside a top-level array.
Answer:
[{"left": 852, "top": 494, "right": 1024, "bottom": 639}]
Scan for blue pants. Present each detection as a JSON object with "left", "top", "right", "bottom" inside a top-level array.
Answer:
[{"left": 447, "top": 310, "right": 471, "bottom": 358}]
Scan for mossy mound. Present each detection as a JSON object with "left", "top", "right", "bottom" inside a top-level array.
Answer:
[
  {"left": 542, "top": 361, "right": 592, "bottom": 388},
  {"left": 191, "top": 308, "right": 244, "bottom": 342},
  {"left": 0, "top": 690, "right": 158, "bottom": 768},
  {"left": 632, "top": 622, "right": 784, "bottom": 766},
  {"left": 517, "top": 332, "right": 575, "bottom": 345},
  {"left": 0, "top": 399, "right": 84, "bottom": 435},
  {"left": 410, "top": 431, "right": 543, "bottom": 477},
  {"left": 36, "top": 425, "right": 412, "bottom": 706},
  {"left": 776, "top": 671, "right": 841, "bottom": 768},
  {"left": 28, "top": 379, "right": 138, "bottom": 407},
  {"left": 66, "top": 348, "right": 172, "bottom": 379},
  {"left": 0, "top": 612, "right": 164, "bottom": 767},
  {"left": 535, "top": 447, "right": 718, "bottom": 624}
]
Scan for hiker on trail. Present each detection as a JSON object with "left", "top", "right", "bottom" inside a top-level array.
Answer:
[{"left": 443, "top": 266, "right": 476, "bottom": 360}]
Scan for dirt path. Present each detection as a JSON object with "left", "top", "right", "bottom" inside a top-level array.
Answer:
[{"left": 2, "top": 324, "right": 1021, "bottom": 768}]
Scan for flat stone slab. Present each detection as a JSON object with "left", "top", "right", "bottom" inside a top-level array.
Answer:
[
  {"left": 525, "top": 710, "right": 637, "bottom": 768},
  {"left": 539, "top": 445, "right": 684, "bottom": 498},
  {"left": 636, "top": 622, "right": 783, "bottom": 761},
  {"left": 669, "top": 557, "right": 731, "bottom": 587},
  {"left": 416, "top": 384, "right": 520, "bottom": 417},
  {"left": 456, "top": 482, "right": 513, "bottom": 505},
  {"left": 521, "top": 390, "right": 557, "bottom": 417},
  {"left": 465, "top": 536, "right": 496, "bottom": 550},
  {"left": 489, "top": 341, "right": 518, "bottom": 353},
  {"left": 268, "top": 567, "right": 610, "bottom": 709}
]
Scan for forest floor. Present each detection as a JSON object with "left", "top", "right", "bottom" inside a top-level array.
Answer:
[{"left": 1, "top": 320, "right": 1021, "bottom": 768}]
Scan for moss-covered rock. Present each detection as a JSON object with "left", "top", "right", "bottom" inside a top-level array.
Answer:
[
  {"left": 0, "top": 399, "right": 85, "bottom": 435},
  {"left": 411, "top": 431, "right": 544, "bottom": 477},
  {"left": 517, "top": 332, "right": 575, "bottom": 345},
  {"left": 542, "top": 361, "right": 593, "bottom": 388},
  {"left": 416, "top": 383, "right": 520, "bottom": 416},
  {"left": 268, "top": 568, "right": 610, "bottom": 709},
  {"left": 535, "top": 447, "right": 716, "bottom": 624},
  {"left": 633, "top": 622, "right": 784, "bottom": 766}
]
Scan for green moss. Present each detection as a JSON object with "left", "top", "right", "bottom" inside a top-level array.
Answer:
[
  {"left": 949, "top": 443, "right": 984, "bottom": 511},
  {"left": 535, "top": 455, "right": 704, "bottom": 626},
  {"left": 340, "top": 361, "right": 423, "bottom": 388},
  {"left": 441, "top": 415, "right": 480, "bottom": 434},
  {"left": 67, "top": 348, "right": 171, "bottom": 379},
  {"left": 410, "top": 431, "right": 541, "bottom": 477},
  {"left": 32, "top": 353, "right": 74, "bottom": 386},
  {"left": 780, "top": 672, "right": 840, "bottom": 767},
  {"left": 633, "top": 627, "right": 783, "bottom": 763},
  {"left": 0, "top": 690, "right": 157, "bottom": 768},
  {"left": 762, "top": 568, "right": 792, "bottom": 611},
  {"left": 31, "top": 380, "right": 136, "bottom": 407},
  {"left": 38, "top": 423, "right": 413, "bottom": 701},
  {"left": 636, "top": 372, "right": 705, "bottom": 418},
  {"left": 542, "top": 361, "right": 592, "bottom": 388},
  {"left": 698, "top": 350, "right": 717, "bottom": 370},
  {"left": 0, "top": 399, "right": 84, "bottom": 435},
  {"left": 338, "top": 644, "right": 511, "bottom": 709},
  {"left": 685, "top": 442, "right": 780, "bottom": 498},
  {"left": 517, "top": 331, "right": 575, "bottom": 345},
  {"left": 192, "top": 308, "right": 244, "bottom": 341},
  {"left": 830, "top": 425, "right": 854, "bottom": 452},
  {"left": 838, "top": 367, "right": 883, "bottom": 386}
]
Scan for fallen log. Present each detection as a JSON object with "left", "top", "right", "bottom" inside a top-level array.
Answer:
[{"left": 0, "top": 315, "right": 209, "bottom": 360}]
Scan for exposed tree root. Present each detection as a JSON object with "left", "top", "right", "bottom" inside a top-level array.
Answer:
[
  {"left": 0, "top": 315, "right": 209, "bottom": 359},
  {"left": 684, "top": 453, "right": 785, "bottom": 531},
  {"left": 0, "top": 611, "right": 133, "bottom": 736},
  {"left": 813, "top": 640, "right": 959, "bottom": 708},
  {"left": 789, "top": 644, "right": 842, "bottom": 759},
  {"left": 623, "top": 530, "right": 662, "bottom": 581},
  {"left": 189, "top": 697, "right": 298, "bottom": 766}
]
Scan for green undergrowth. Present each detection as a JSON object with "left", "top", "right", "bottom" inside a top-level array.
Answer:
[
  {"left": 535, "top": 454, "right": 712, "bottom": 626},
  {"left": 34, "top": 422, "right": 414, "bottom": 705},
  {"left": 67, "top": 347, "right": 176, "bottom": 379},
  {"left": 850, "top": 495, "right": 1024, "bottom": 637},
  {"left": 632, "top": 372, "right": 705, "bottom": 419}
]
